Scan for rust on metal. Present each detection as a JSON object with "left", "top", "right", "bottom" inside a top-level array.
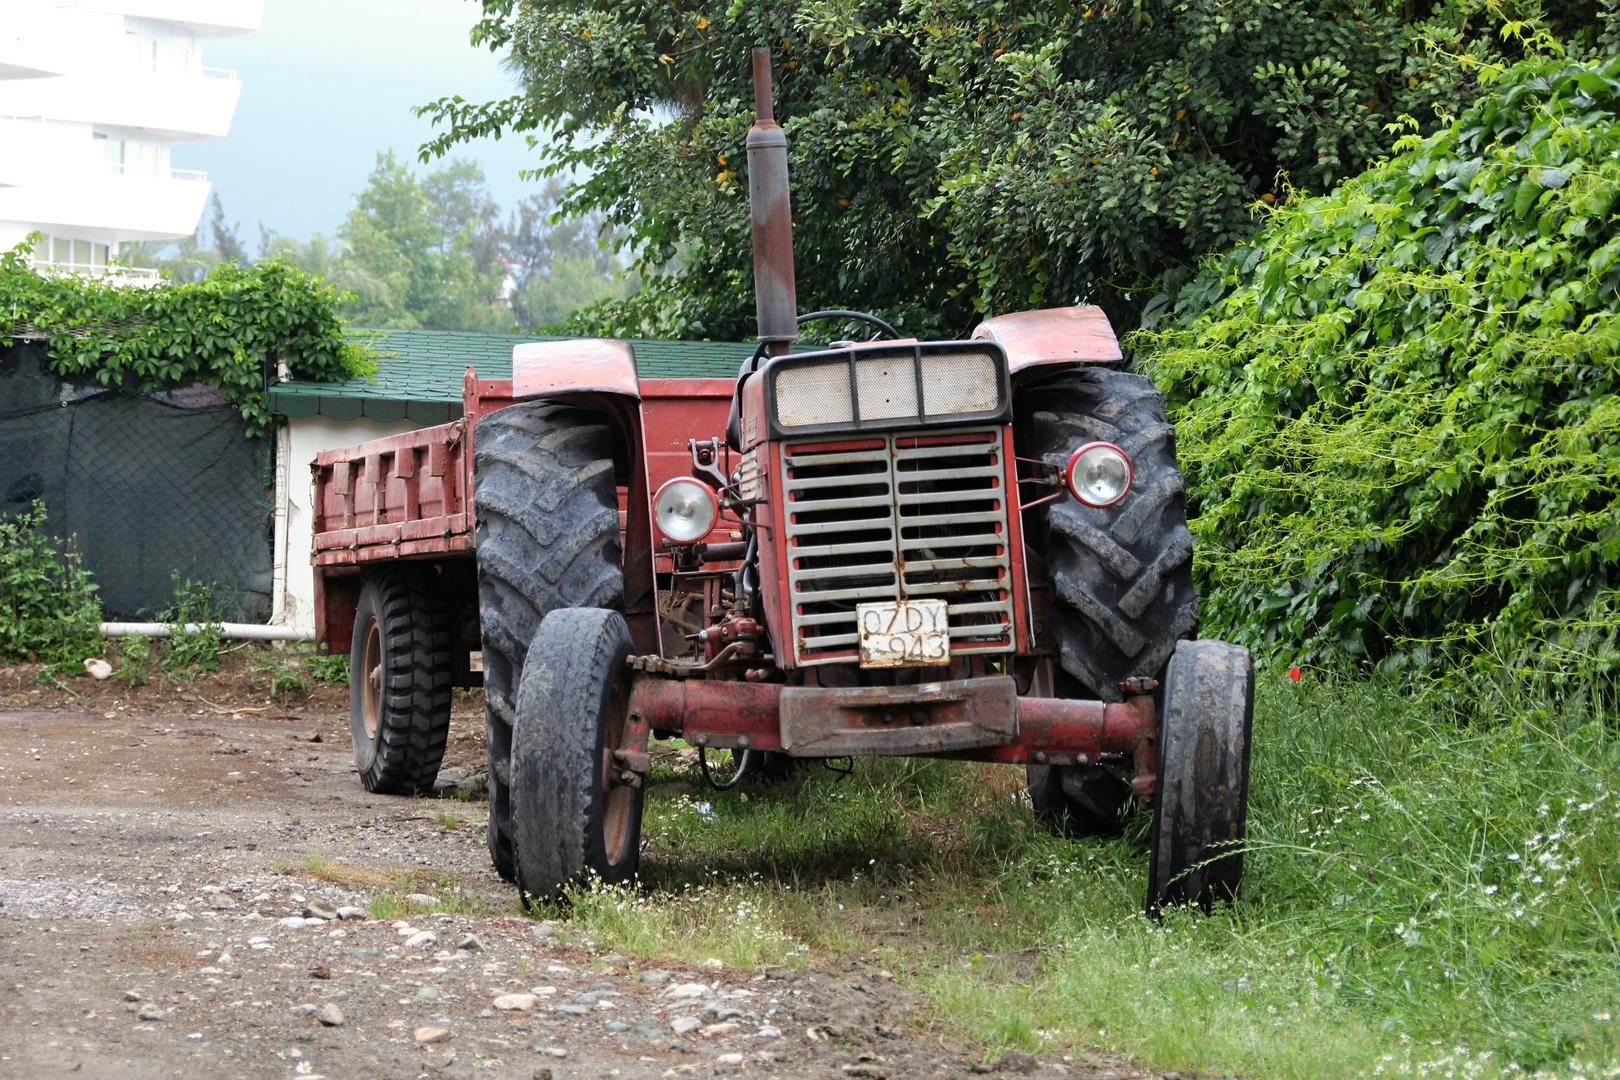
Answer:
[
  {"left": 781, "top": 676, "right": 1017, "bottom": 756},
  {"left": 747, "top": 46, "right": 797, "bottom": 355},
  {"left": 856, "top": 598, "right": 951, "bottom": 668},
  {"left": 512, "top": 338, "right": 639, "bottom": 399},
  {"left": 971, "top": 305, "right": 1122, "bottom": 373}
]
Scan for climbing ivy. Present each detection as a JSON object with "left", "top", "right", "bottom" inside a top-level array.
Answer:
[
  {"left": 0, "top": 239, "right": 373, "bottom": 435},
  {"left": 1142, "top": 51, "right": 1620, "bottom": 681}
]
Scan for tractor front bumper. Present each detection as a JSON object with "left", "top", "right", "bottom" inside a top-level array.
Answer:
[{"left": 627, "top": 673, "right": 1158, "bottom": 798}]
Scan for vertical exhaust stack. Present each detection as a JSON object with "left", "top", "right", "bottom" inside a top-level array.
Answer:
[{"left": 746, "top": 47, "right": 797, "bottom": 357}]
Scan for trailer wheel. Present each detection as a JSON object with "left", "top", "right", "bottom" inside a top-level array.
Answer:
[
  {"left": 473, "top": 403, "right": 622, "bottom": 881},
  {"left": 510, "top": 607, "right": 643, "bottom": 903},
  {"left": 347, "top": 567, "right": 453, "bottom": 795},
  {"left": 1147, "top": 639, "right": 1253, "bottom": 912}
]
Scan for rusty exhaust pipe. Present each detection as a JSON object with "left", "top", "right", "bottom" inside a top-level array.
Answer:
[{"left": 746, "top": 47, "right": 797, "bottom": 356}]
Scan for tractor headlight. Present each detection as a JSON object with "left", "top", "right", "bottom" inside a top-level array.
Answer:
[
  {"left": 653, "top": 478, "right": 718, "bottom": 542},
  {"left": 1065, "top": 442, "right": 1132, "bottom": 508}
]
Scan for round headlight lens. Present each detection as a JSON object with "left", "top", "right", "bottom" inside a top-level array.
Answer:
[
  {"left": 1065, "top": 442, "right": 1132, "bottom": 508},
  {"left": 653, "top": 478, "right": 718, "bottom": 542}
]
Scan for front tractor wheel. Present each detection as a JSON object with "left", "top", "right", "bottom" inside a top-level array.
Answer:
[
  {"left": 472, "top": 402, "right": 623, "bottom": 882},
  {"left": 1147, "top": 639, "right": 1253, "bottom": 912},
  {"left": 509, "top": 607, "right": 645, "bottom": 904},
  {"left": 1024, "top": 366, "right": 1199, "bottom": 835},
  {"left": 347, "top": 567, "right": 453, "bottom": 795}
]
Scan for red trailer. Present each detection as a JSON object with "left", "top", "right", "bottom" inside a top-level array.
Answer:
[{"left": 308, "top": 49, "right": 1253, "bottom": 914}]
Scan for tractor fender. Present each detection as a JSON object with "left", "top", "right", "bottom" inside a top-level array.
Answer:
[
  {"left": 972, "top": 306, "right": 1122, "bottom": 375},
  {"left": 512, "top": 339, "right": 641, "bottom": 400}
]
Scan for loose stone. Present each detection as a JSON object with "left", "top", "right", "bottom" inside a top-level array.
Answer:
[
  {"left": 493, "top": 993, "right": 539, "bottom": 1012},
  {"left": 317, "top": 1003, "right": 345, "bottom": 1027}
]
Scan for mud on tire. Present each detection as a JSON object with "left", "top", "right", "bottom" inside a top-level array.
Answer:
[
  {"left": 473, "top": 403, "right": 622, "bottom": 880},
  {"left": 1026, "top": 367, "right": 1198, "bottom": 702},
  {"left": 347, "top": 566, "right": 454, "bottom": 795}
]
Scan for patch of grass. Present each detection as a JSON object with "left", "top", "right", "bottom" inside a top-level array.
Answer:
[
  {"left": 541, "top": 672, "right": 1620, "bottom": 1079},
  {"left": 305, "top": 650, "right": 348, "bottom": 686},
  {"left": 368, "top": 872, "right": 494, "bottom": 920},
  {"left": 159, "top": 575, "right": 224, "bottom": 673},
  {"left": 434, "top": 809, "right": 463, "bottom": 830},
  {"left": 111, "top": 634, "right": 151, "bottom": 688},
  {"left": 301, "top": 850, "right": 414, "bottom": 889}
]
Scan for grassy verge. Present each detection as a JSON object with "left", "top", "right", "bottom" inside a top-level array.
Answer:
[{"left": 535, "top": 673, "right": 1620, "bottom": 1080}]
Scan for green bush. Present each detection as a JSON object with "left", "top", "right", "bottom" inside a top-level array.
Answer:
[
  {"left": 305, "top": 652, "right": 349, "bottom": 685},
  {"left": 1143, "top": 51, "right": 1620, "bottom": 678},
  {"left": 0, "top": 242, "right": 375, "bottom": 435},
  {"left": 0, "top": 502, "right": 100, "bottom": 665},
  {"left": 159, "top": 575, "right": 224, "bottom": 673}
]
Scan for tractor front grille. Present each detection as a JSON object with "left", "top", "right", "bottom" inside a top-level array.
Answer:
[{"left": 781, "top": 426, "right": 1015, "bottom": 666}]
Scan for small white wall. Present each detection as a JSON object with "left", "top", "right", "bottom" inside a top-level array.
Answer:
[{"left": 273, "top": 413, "right": 426, "bottom": 632}]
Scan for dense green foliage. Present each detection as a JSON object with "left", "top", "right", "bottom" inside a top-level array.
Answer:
[
  {"left": 423, "top": 0, "right": 1607, "bottom": 339},
  {"left": 0, "top": 243, "right": 372, "bottom": 435},
  {"left": 0, "top": 503, "right": 100, "bottom": 665},
  {"left": 1145, "top": 50, "right": 1620, "bottom": 677}
]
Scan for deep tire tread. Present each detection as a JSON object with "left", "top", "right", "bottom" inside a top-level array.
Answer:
[
  {"left": 1029, "top": 368, "right": 1199, "bottom": 703},
  {"left": 474, "top": 403, "right": 623, "bottom": 882},
  {"left": 349, "top": 567, "right": 454, "bottom": 795}
]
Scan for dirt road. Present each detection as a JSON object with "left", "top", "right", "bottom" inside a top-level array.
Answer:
[{"left": 0, "top": 666, "right": 1110, "bottom": 1080}]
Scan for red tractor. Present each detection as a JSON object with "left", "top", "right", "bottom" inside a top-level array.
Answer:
[{"left": 310, "top": 50, "right": 1252, "bottom": 912}]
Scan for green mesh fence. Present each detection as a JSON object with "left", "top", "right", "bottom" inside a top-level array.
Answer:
[{"left": 0, "top": 342, "right": 273, "bottom": 622}]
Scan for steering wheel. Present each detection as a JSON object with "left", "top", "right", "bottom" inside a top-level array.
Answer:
[{"left": 796, "top": 309, "right": 902, "bottom": 340}]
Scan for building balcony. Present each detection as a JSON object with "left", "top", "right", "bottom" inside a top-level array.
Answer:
[
  {"left": 0, "top": 6, "right": 70, "bottom": 80},
  {"left": 57, "top": 0, "right": 264, "bottom": 37},
  {"left": 0, "top": 166, "right": 210, "bottom": 242},
  {"left": 0, "top": 65, "right": 242, "bottom": 140}
]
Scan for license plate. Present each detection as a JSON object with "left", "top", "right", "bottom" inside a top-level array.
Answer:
[{"left": 857, "top": 599, "right": 950, "bottom": 668}]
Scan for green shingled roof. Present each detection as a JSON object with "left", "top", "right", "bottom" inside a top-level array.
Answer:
[{"left": 268, "top": 328, "right": 763, "bottom": 424}]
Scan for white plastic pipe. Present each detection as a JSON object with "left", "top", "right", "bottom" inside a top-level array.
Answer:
[{"left": 100, "top": 622, "right": 314, "bottom": 641}]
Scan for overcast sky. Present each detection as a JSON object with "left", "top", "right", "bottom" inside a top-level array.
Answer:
[{"left": 173, "top": 0, "right": 542, "bottom": 244}]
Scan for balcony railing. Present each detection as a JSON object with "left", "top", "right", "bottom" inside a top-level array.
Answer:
[
  {"left": 106, "top": 163, "right": 210, "bottom": 182},
  {"left": 129, "top": 61, "right": 239, "bottom": 81}
]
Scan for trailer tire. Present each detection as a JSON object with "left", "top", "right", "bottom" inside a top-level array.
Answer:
[
  {"left": 510, "top": 607, "right": 643, "bottom": 903},
  {"left": 473, "top": 403, "right": 622, "bottom": 881},
  {"left": 1147, "top": 639, "right": 1253, "bottom": 912},
  {"left": 347, "top": 567, "right": 454, "bottom": 795}
]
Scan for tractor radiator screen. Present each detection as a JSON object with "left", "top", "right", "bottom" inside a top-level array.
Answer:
[
  {"left": 772, "top": 347, "right": 1007, "bottom": 434},
  {"left": 781, "top": 426, "right": 1015, "bottom": 667}
]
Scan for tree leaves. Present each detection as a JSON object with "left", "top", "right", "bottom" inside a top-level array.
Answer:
[{"left": 425, "top": 0, "right": 1605, "bottom": 337}]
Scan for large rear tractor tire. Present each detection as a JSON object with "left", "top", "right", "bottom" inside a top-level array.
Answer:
[
  {"left": 510, "top": 607, "right": 644, "bottom": 903},
  {"left": 1147, "top": 639, "right": 1253, "bottom": 912},
  {"left": 1023, "top": 366, "right": 1199, "bottom": 835},
  {"left": 473, "top": 404, "right": 622, "bottom": 881},
  {"left": 347, "top": 566, "right": 454, "bottom": 795}
]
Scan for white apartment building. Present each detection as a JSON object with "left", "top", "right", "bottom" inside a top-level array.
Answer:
[{"left": 0, "top": 0, "right": 262, "bottom": 276}]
